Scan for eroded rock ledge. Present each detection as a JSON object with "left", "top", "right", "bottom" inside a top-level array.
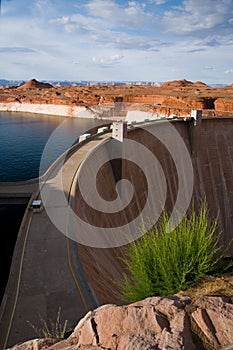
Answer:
[{"left": 8, "top": 295, "right": 233, "bottom": 350}]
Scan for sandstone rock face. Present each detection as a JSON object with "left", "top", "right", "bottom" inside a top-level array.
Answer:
[
  {"left": 191, "top": 296, "right": 233, "bottom": 350},
  {"left": 162, "top": 96, "right": 215, "bottom": 109},
  {"left": 8, "top": 295, "right": 233, "bottom": 350},
  {"left": 214, "top": 98, "right": 233, "bottom": 112}
]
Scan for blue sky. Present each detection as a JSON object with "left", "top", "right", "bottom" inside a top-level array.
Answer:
[{"left": 0, "top": 0, "right": 233, "bottom": 84}]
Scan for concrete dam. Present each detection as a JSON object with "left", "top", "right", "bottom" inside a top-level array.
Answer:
[
  {"left": 0, "top": 116, "right": 232, "bottom": 347},
  {"left": 74, "top": 117, "right": 233, "bottom": 305}
]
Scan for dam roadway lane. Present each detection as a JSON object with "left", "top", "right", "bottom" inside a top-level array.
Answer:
[{"left": 0, "top": 133, "right": 110, "bottom": 349}]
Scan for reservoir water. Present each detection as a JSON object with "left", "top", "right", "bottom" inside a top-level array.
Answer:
[{"left": 0, "top": 112, "right": 108, "bottom": 182}]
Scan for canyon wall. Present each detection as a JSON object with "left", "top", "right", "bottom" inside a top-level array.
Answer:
[{"left": 122, "top": 94, "right": 215, "bottom": 110}]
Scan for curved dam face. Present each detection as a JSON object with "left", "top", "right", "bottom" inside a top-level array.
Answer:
[{"left": 74, "top": 118, "right": 233, "bottom": 305}]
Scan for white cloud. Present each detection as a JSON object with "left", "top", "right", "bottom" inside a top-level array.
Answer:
[
  {"left": 224, "top": 69, "right": 233, "bottom": 74},
  {"left": 32, "top": 0, "right": 60, "bottom": 18},
  {"left": 162, "top": 0, "right": 233, "bottom": 35},
  {"left": 50, "top": 1, "right": 165, "bottom": 51},
  {"left": 52, "top": 16, "right": 69, "bottom": 25},
  {"left": 85, "top": 28, "right": 167, "bottom": 50},
  {"left": 149, "top": 0, "right": 167, "bottom": 5},
  {"left": 92, "top": 54, "right": 124, "bottom": 67},
  {"left": 0, "top": 47, "right": 36, "bottom": 53},
  {"left": 192, "top": 36, "right": 233, "bottom": 47},
  {"left": 84, "top": 0, "right": 154, "bottom": 29}
]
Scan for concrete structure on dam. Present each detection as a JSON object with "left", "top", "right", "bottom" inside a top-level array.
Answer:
[{"left": 0, "top": 114, "right": 233, "bottom": 348}]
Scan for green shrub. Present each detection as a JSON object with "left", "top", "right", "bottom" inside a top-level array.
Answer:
[{"left": 120, "top": 203, "right": 231, "bottom": 302}]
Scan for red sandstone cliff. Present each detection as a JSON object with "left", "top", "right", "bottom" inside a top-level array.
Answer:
[{"left": 0, "top": 78, "right": 232, "bottom": 116}]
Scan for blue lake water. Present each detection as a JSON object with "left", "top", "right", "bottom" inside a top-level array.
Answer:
[{"left": 0, "top": 112, "right": 107, "bottom": 182}]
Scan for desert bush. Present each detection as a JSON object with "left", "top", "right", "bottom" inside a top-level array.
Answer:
[
  {"left": 27, "top": 307, "right": 68, "bottom": 339},
  {"left": 120, "top": 202, "right": 232, "bottom": 302}
]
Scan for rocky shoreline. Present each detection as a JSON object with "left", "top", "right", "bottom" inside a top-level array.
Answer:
[{"left": 0, "top": 102, "right": 95, "bottom": 118}]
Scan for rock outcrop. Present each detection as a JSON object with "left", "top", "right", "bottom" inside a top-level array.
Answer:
[
  {"left": 214, "top": 98, "right": 233, "bottom": 112},
  {"left": 192, "top": 296, "right": 233, "bottom": 350},
  {"left": 7, "top": 295, "right": 233, "bottom": 350},
  {"left": 17, "top": 79, "right": 53, "bottom": 89},
  {"left": 161, "top": 79, "right": 210, "bottom": 89}
]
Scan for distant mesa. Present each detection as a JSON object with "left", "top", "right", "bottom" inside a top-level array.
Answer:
[
  {"left": 192, "top": 81, "right": 210, "bottom": 88},
  {"left": 161, "top": 79, "right": 210, "bottom": 88},
  {"left": 17, "top": 78, "right": 53, "bottom": 89}
]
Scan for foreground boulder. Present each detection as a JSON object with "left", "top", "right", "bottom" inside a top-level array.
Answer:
[
  {"left": 192, "top": 296, "right": 233, "bottom": 350},
  {"left": 7, "top": 295, "right": 233, "bottom": 350}
]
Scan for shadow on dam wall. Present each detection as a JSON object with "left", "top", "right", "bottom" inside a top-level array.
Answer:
[
  {"left": 0, "top": 203, "right": 28, "bottom": 303},
  {"left": 74, "top": 118, "right": 233, "bottom": 305}
]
